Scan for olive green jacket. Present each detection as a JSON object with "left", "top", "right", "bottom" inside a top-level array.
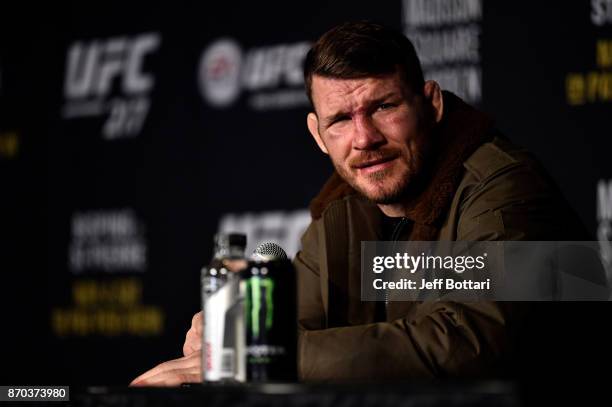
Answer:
[{"left": 294, "top": 95, "right": 588, "bottom": 381}]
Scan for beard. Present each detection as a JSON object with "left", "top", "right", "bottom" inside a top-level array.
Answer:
[{"left": 333, "top": 144, "right": 429, "bottom": 205}]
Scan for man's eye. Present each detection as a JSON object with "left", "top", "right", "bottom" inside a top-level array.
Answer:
[
  {"left": 330, "top": 116, "right": 350, "bottom": 126},
  {"left": 378, "top": 103, "right": 394, "bottom": 111}
]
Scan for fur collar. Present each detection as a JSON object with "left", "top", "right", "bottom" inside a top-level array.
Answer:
[{"left": 309, "top": 91, "right": 494, "bottom": 240}]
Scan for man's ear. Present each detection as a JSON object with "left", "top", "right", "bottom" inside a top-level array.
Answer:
[
  {"left": 307, "top": 112, "right": 328, "bottom": 154},
  {"left": 423, "top": 80, "right": 444, "bottom": 123}
]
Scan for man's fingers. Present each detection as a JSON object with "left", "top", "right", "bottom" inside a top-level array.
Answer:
[
  {"left": 131, "top": 362, "right": 202, "bottom": 387},
  {"left": 183, "top": 311, "right": 203, "bottom": 356},
  {"left": 130, "top": 351, "right": 201, "bottom": 386},
  {"left": 130, "top": 362, "right": 168, "bottom": 385},
  {"left": 131, "top": 367, "right": 201, "bottom": 387},
  {"left": 130, "top": 364, "right": 164, "bottom": 385},
  {"left": 132, "top": 366, "right": 202, "bottom": 387},
  {"left": 133, "top": 313, "right": 204, "bottom": 385},
  {"left": 132, "top": 356, "right": 184, "bottom": 383},
  {"left": 183, "top": 329, "right": 202, "bottom": 356},
  {"left": 192, "top": 311, "right": 203, "bottom": 335}
]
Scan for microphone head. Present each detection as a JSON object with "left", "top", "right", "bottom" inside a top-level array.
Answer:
[{"left": 252, "top": 242, "right": 288, "bottom": 261}]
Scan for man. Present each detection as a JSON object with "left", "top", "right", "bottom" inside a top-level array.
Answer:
[{"left": 131, "top": 21, "right": 590, "bottom": 385}]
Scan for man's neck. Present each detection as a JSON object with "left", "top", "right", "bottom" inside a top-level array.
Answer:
[{"left": 377, "top": 203, "right": 407, "bottom": 218}]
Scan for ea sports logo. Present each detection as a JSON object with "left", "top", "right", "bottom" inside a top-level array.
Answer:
[
  {"left": 198, "top": 38, "right": 242, "bottom": 107},
  {"left": 198, "top": 38, "right": 310, "bottom": 110}
]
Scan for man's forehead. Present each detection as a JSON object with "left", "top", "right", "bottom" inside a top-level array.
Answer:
[{"left": 311, "top": 73, "right": 406, "bottom": 115}]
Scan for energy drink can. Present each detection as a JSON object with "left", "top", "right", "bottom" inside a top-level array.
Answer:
[{"left": 241, "top": 258, "right": 297, "bottom": 382}]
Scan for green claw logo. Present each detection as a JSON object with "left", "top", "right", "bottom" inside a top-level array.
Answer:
[{"left": 246, "top": 277, "right": 274, "bottom": 339}]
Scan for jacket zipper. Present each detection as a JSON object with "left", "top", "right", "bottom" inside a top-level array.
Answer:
[
  {"left": 385, "top": 217, "right": 409, "bottom": 310},
  {"left": 390, "top": 217, "right": 409, "bottom": 242}
]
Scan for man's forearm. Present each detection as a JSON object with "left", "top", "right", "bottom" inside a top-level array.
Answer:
[{"left": 298, "top": 302, "right": 510, "bottom": 381}]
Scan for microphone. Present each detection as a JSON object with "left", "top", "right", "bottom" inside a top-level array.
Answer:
[{"left": 252, "top": 242, "right": 288, "bottom": 261}]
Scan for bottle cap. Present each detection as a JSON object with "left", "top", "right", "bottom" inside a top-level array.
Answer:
[{"left": 214, "top": 233, "right": 247, "bottom": 258}]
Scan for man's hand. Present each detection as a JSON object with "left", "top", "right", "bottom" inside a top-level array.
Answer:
[
  {"left": 181, "top": 261, "right": 243, "bottom": 357},
  {"left": 130, "top": 350, "right": 202, "bottom": 386},
  {"left": 183, "top": 311, "right": 203, "bottom": 356},
  {"left": 130, "top": 311, "right": 204, "bottom": 386}
]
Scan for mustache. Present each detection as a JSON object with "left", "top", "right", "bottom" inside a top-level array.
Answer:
[{"left": 348, "top": 148, "right": 401, "bottom": 169}]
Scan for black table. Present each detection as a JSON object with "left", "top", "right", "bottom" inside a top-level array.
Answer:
[{"left": 73, "top": 381, "right": 521, "bottom": 407}]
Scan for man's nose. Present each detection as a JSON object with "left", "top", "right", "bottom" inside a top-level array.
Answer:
[{"left": 352, "top": 115, "right": 385, "bottom": 150}]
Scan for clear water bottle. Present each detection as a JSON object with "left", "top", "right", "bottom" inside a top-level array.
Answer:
[{"left": 201, "top": 233, "right": 247, "bottom": 382}]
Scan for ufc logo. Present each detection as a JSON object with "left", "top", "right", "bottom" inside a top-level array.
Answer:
[{"left": 64, "top": 32, "right": 161, "bottom": 99}]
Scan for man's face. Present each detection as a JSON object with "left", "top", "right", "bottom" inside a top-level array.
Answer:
[{"left": 307, "top": 71, "right": 436, "bottom": 204}]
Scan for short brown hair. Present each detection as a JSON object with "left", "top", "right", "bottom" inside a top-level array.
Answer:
[{"left": 304, "top": 21, "right": 425, "bottom": 109}]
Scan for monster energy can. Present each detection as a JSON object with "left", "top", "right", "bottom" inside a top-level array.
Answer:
[{"left": 241, "top": 258, "right": 297, "bottom": 382}]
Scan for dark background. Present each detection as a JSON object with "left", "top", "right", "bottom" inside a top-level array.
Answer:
[{"left": 0, "top": 1, "right": 610, "bottom": 385}]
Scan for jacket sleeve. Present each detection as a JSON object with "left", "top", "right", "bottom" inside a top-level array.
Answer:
[
  {"left": 295, "top": 221, "right": 327, "bottom": 332},
  {"left": 297, "top": 299, "right": 513, "bottom": 381},
  {"left": 293, "top": 163, "right": 573, "bottom": 381}
]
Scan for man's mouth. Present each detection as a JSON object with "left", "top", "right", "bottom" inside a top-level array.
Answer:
[{"left": 352, "top": 155, "right": 398, "bottom": 174}]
